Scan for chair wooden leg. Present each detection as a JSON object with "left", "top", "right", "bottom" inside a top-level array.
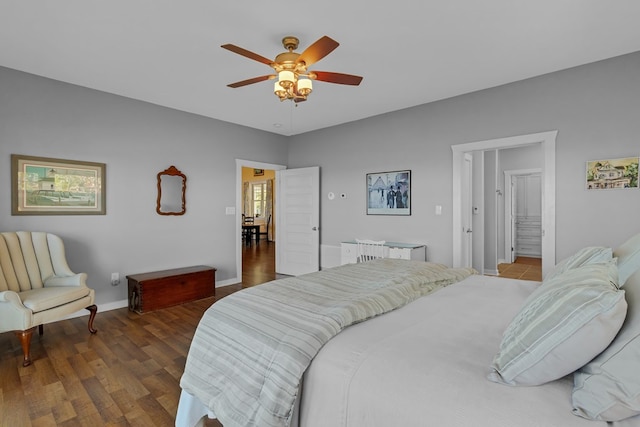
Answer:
[
  {"left": 15, "top": 327, "right": 36, "bottom": 367},
  {"left": 38, "top": 324, "right": 44, "bottom": 335},
  {"left": 86, "top": 304, "right": 98, "bottom": 334}
]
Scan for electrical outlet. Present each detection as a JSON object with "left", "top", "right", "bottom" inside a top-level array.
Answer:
[{"left": 111, "top": 272, "right": 120, "bottom": 286}]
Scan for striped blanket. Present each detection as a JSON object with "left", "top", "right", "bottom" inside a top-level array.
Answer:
[{"left": 179, "top": 259, "right": 475, "bottom": 427}]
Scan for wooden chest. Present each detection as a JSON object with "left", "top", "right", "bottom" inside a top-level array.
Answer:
[{"left": 127, "top": 265, "right": 216, "bottom": 313}]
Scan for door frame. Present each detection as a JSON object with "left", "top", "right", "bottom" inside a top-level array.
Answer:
[
  {"left": 461, "top": 152, "right": 473, "bottom": 268},
  {"left": 452, "top": 130, "right": 557, "bottom": 277},
  {"left": 504, "top": 169, "right": 541, "bottom": 264},
  {"left": 236, "top": 159, "right": 286, "bottom": 282}
]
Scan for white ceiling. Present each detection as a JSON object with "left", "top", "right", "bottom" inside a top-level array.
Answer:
[{"left": 2, "top": 1, "right": 640, "bottom": 136}]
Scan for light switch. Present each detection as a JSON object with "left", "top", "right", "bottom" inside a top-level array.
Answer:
[
  {"left": 435, "top": 205, "right": 442, "bottom": 215},
  {"left": 225, "top": 207, "right": 235, "bottom": 215}
]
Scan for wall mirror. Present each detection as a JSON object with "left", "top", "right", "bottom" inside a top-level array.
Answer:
[{"left": 156, "top": 165, "right": 187, "bottom": 215}]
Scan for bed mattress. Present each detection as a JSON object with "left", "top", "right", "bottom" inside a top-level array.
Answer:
[{"left": 297, "top": 274, "right": 635, "bottom": 427}]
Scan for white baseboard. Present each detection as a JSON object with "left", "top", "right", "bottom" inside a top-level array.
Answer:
[
  {"left": 62, "top": 277, "right": 241, "bottom": 320},
  {"left": 61, "top": 299, "right": 128, "bottom": 320},
  {"left": 321, "top": 244, "right": 342, "bottom": 270},
  {"left": 216, "top": 277, "right": 240, "bottom": 287}
]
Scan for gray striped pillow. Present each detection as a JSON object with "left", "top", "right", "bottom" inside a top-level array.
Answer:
[
  {"left": 573, "top": 268, "right": 640, "bottom": 421},
  {"left": 544, "top": 246, "right": 612, "bottom": 282},
  {"left": 488, "top": 260, "right": 627, "bottom": 386},
  {"left": 613, "top": 232, "right": 640, "bottom": 286}
]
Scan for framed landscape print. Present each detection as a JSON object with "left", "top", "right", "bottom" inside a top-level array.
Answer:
[
  {"left": 11, "top": 154, "right": 106, "bottom": 215},
  {"left": 366, "top": 170, "right": 411, "bottom": 215},
  {"left": 586, "top": 157, "right": 639, "bottom": 190}
]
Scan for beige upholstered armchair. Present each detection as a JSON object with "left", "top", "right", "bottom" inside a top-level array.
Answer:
[{"left": 0, "top": 231, "right": 97, "bottom": 366}]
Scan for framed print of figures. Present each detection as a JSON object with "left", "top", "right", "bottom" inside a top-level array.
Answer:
[
  {"left": 366, "top": 170, "right": 411, "bottom": 215},
  {"left": 11, "top": 154, "right": 106, "bottom": 215},
  {"left": 586, "top": 157, "right": 639, "bottom": 190}
]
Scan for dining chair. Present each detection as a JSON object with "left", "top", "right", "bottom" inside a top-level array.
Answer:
[
  {"left": 259, "top": 214, "right": 271, "bottom": 242},
  {"left": 242, "top": 216, "right": 256, "bottom": 245},
  {"left": 355, "top": 239, "right": 386, "bottom": 262}
]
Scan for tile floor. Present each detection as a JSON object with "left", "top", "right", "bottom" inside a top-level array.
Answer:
[{"left": 497, "top": 256, "right": 542, "bottom": 281}]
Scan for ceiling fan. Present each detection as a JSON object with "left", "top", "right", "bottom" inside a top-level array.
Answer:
[{"left": 221, "top": 35, "right": 363, "bottom": 102}]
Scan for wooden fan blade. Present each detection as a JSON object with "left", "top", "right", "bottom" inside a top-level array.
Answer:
[
  {"left": 221, "top": 44, "right": 273, "bottom": 66},
  {"left": 227, "top": 75, "right": 276, "bottom": 88},
  {"left": 312, "top": 71, "right": 363, "bottom": 86},
  {"left": 297, "top": 36, "right": 339, "bottom": 67}
]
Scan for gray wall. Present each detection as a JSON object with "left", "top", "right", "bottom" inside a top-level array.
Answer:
[
  {"left": 3, "top": 50, "right": 640, "bottom": 308},
  {"left": 0, "top": 66, "right": 289, "bottom": 306},
  {"left": 288, "top": 51, "right": 640, "bottom": 266}
]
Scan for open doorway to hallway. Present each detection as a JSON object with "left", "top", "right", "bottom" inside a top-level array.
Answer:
[
  {"left": 452, "top": 131, "right": 557, "bottom": 278},
  {"left": 241, "top": 166, "right": 276, "bottom": 285}
]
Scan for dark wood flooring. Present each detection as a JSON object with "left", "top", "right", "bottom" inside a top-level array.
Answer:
[{"left": 0, "top": 240, "right": 281, "bottom": 427}]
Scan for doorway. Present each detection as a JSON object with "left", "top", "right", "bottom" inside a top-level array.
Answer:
[
  {"left": 241, "top": 166, "right": 276, "bottom": 285},
  {"left": 236, "top": 159, "right": 286, "bottom": 284},
  {"left": 452, "top": 131, "right": 557, "bottom": 277},
  {"left": 504, "top": 169, "right": 542, "bottom": 263}
]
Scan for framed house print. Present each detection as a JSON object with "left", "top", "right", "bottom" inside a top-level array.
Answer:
[
  {"left": 11, "top": 154, "right": 106, "bottom": 215},
  {"left": 366, "top": 170, "right": 411, "bottom": 215},
  {"left": 586, "top": 157, "right": 639, "bottom": 190}
]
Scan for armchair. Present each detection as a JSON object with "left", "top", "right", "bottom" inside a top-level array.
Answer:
[{"left": 0, "top": 231, "right": 97, "bottom": 366}]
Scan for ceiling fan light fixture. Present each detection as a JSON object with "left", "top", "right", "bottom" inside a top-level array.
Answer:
[
  {"left": 297, "top": 78, "right": 312, "bottom": 96},
  {"left": 278, "top": 70, "right": 295, "bottom": 89},
  {"left": 274, "top": 82, "right": 288, "bottom": 100},
  {"left": 223, "top": 35, "right": 362, "bottom": 103}
]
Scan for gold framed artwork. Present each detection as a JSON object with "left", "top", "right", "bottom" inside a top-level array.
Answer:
[
  {"left": 586, "top": 157, "right": 639, "bottom": 190},
  {"left": 11, "top": 154, "right": 106, "bottom": 215}
]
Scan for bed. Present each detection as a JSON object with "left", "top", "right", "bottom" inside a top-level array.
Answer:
[{"left": 176, "top": 234, "right": 640, "bottom": 427}]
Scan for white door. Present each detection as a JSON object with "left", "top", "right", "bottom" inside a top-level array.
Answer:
[
  {"left": 461, "top": 153, "right": 473, "bottom": 268},
  {"left": 275, "top": 167, "right": 320, "bottom": 275},
  {"left": 504, "top": 169, "right": 542, "bottom": 263}
]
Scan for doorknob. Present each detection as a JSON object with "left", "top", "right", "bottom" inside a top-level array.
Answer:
[
  {"left": 312, "top": 226, "right": 318, "bottom": 231},
  {"left": 466, "top": 229, "right": 472, "bottom": 233}
]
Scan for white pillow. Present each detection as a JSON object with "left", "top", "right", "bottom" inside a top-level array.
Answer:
[
  {"left": 613, "top": 232, "right": 640, "bottom": 287},
  {"left": 545, "top": 246, "right": 612, "bottom": 282},
  {"left": 573, "top": 268, "right": 640, "bottom": 421},
  {"left": 488, "top": 260, "right": 627, "bottom": 386}
]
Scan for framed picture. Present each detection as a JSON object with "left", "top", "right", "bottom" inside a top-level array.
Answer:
[
  {"left": 11, "top": 154, "right": 106, "bottom": 215},
  {"left": 586, "top": 157, "right": 639, "bottom": 190},
  {"left": 254, "top": 168, "right": 264, "bottom": 177},
  {"left": 366, "top": 170, "right": 411, "bottom": 215}
]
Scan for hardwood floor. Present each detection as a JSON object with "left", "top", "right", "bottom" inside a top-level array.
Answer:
[
  {"left": 497, "top": 256, "right": 542, "bottom": 281},
  {"left": 1, "top": 246, "right": 540, "bottom": 426},
  {"left": 0, "top": 241, "right": 281, "bottom": 427}
]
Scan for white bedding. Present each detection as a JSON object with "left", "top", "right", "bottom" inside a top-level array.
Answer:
[
  {"left": 177, "top": 274, "right": 640, "bottom": 427},
  {"left": 297, "top": 274, "right": 636, "bottom": 427},
  {"left": 178, "top": 260, "right": 473, "bottom": 427}
]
